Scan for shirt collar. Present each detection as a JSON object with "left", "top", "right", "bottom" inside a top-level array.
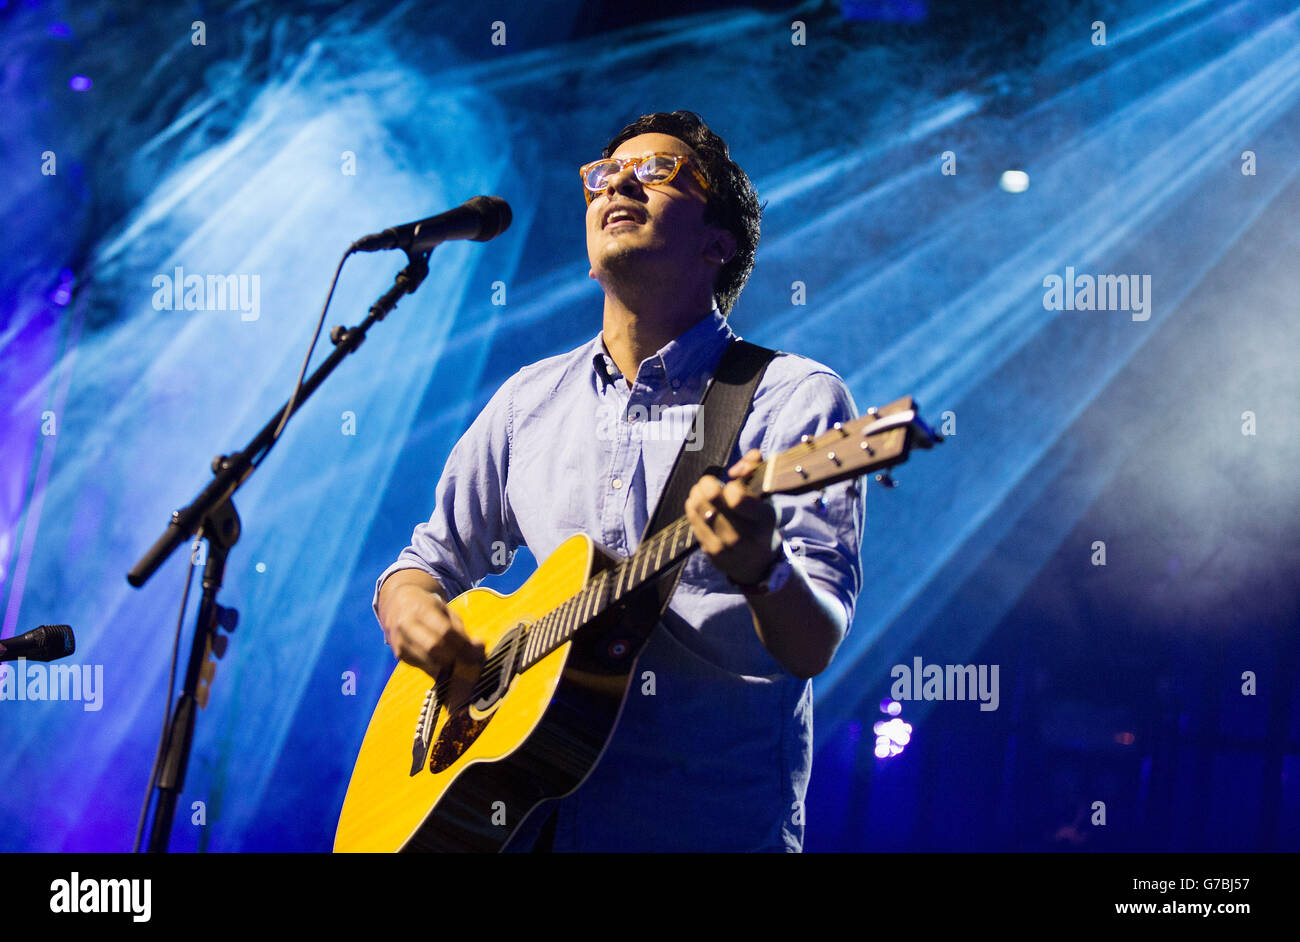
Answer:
[{"left": 591, "top": 304, "right": 736, "bottom": 389}]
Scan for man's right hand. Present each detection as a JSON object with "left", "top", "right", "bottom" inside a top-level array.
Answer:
[{"left": 377, "top": 570, "right": 486, "bottom": 712}]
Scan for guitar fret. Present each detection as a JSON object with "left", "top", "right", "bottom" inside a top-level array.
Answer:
[
  {"left": 572, "top": 586, "right": 588, "bottom": 635},
  {"left": 542, "top": 615, "right": 556, "bottom": 663},
  {"left": 540, "top": 612, "right": 554, "bottom": 656},
  {"left": 524, "top": 621, "right": 538, "bottom": 667},
  {"left": 561, "top": 595, "right": 577, "bottom": 639},
  {"left": 592, "top": 571, "right": 608, "bottom": 619},
  {"left": 535, "top": 617, "right": 548, "bottom": 661},
  {"left": 572, "top": 587, "right": 586, "bottom": 634},
  {"left": 598, "top": 564, "right": 609, "bottom": 605}
]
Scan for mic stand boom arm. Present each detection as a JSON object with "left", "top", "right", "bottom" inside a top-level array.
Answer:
[
  {"left": 127, "top": 251, "right": 428, "bottom": 588},
  {"left": 129, "top": 250, "right": 430, "bottom": 852}
]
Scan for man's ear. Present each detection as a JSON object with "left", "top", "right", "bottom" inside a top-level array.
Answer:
[{"left": 708, "top": 229, "right": 738, "bottom": 265}]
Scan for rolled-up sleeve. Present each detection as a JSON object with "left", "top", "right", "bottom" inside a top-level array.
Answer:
[
  {"left": 372, "top": 374, "right": 521, "bottom": 626},
  {"left": 760, "top": 370, "right": 867, "bottom": 631}
]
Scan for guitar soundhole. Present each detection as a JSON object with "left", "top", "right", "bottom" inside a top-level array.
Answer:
[{"left": 425, "top": 623, "right": 526, "bottom": 774}]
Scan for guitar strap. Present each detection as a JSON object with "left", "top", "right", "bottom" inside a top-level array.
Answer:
[{"left": 638, "top": 337, "right": 779, "bottom": 619}]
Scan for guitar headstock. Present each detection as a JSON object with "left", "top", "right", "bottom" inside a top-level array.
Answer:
[{"left": 760, "top": 396, "right": 942, "bottom": 496}]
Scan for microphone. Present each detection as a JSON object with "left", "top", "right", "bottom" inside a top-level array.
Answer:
[
  {"left": 351, "top": 195, "right": 513, "bottom": 253},
  {"left": 0, "top": 624, "right": 76, "bottom": 663}
]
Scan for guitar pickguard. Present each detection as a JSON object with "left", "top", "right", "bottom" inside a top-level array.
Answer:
[{"left": 428, "top": 707, "right": 492, "bottom": 774}]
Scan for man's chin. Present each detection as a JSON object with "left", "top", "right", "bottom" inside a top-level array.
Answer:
[{"left": 592, "top": 242, "right": 649, "bottom": 276}]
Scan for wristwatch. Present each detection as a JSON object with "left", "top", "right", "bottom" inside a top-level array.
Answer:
[{"left": 728, "top": 541, "right": 796, "bottom": 597}]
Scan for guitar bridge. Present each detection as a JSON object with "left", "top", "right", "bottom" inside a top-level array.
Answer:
[{"left": 409, "top": 684, "right": 439, "bottom": 777}]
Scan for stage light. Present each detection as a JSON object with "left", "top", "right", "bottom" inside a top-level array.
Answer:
[
  {"left": 999, "top": 169, "right": 1029, "bottom": 193},
  {"left": 51, "top": 269, "right": 74, "bottom": 307},
  {"left": 873, "top": 716, "right": 913, "bottom": 758}
]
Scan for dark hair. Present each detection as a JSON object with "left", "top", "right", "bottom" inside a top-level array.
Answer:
[{"left": 602, "top": 110, "right": 761, "bottom": 317}]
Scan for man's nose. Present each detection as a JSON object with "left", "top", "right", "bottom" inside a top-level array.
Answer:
[{"left": 600, "top": 165, "right": 644, "bottom": 200}]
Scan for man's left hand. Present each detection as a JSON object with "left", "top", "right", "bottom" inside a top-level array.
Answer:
[{"left": 684, "top": 448, "right": 783, "bottom": 585}]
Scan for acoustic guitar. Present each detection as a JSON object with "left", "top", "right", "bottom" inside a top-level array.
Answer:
[{"left": 335, "top": 395, "right": 940, "bottom": 851}]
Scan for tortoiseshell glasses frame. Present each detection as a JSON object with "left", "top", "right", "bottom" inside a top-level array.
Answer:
[{"left": 579, "top": 153, "right": 711, "bottom": 205}]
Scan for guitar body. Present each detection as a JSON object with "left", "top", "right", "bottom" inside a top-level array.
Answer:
[{"left": 334, "top": 533, "right": 657, "bottom": 852}]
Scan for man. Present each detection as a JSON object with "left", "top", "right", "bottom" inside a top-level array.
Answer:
[{"left": 374, "top": 110, "right": 865, "bottom": 851}]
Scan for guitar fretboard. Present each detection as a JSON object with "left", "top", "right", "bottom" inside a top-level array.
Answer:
[{"left": 517, "top": 513, "right": 701, "bottom": 671}]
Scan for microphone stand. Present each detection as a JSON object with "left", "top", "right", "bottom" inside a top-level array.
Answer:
[{"left": 130, "top": 249, "right": 430, "bottom": 852}]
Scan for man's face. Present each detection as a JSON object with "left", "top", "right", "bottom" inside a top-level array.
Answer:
[{"left": 585, "top": 132, "right": 727, "bottom": 290}]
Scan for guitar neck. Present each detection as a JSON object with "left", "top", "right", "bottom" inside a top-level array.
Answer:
[
  {"left": 516, "top": 510, "right": 707, "bottom": 673},
  {"left": 513, "top": 399, "right": 938, "bottom": 674}
]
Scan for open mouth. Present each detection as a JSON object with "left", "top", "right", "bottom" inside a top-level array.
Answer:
[{"left": 602, "top": 207, "right": 646, "bottom": 229}]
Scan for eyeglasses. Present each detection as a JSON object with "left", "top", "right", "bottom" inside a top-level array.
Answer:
[{"left": 579, "top": 153, "right": 710, "bottom": 205}]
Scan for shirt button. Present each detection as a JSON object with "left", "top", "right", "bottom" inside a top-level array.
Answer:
[{"left": 612, "top": 478, "right": 623, "bottom": 489}]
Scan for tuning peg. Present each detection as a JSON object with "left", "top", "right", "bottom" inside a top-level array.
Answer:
[
  {"left": 815, "top": 490, "right": 829, "bottom": 514},
  {"left": 875, "top": 471, "right": 898, "bottom": 489}
]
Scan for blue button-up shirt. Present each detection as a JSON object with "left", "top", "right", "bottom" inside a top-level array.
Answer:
[{"left": 374, "top": 307, "right": 865, "bottom": 851}]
